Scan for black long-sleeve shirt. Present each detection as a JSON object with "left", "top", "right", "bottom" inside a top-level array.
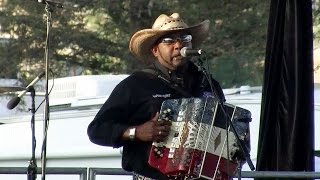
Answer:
[{"left": 87, "top": 62, "right": 225, "bottom": 179}]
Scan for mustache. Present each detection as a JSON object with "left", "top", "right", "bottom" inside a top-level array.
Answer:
[{"left": 173, "top": 55, "right": 183, "bottom": 61}]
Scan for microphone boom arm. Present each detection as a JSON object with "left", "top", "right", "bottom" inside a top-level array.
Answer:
[{"left": 7, "top": 72, "right": 45, "bottom": 110}]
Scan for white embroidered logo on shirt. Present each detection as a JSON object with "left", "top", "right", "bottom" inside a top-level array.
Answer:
[{"left": 152, "top": 94, "right": 171, "bottom": 98}]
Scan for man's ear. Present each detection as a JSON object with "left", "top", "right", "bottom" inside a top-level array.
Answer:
[{"left": 151, "top": 46, "right": 158, "bottom": 57}]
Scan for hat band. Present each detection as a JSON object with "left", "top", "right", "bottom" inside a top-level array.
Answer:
[{"left": 158, "top": 19, "right": 188, "bottom": 30}]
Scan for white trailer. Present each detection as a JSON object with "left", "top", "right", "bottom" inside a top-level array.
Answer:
[{"left": 0, "top": 75, "right": 319, "bottom": 180}]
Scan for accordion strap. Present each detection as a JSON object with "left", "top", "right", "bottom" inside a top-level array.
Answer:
[{"left": 142, "top": 68, "right": 192, "bottom": 98}]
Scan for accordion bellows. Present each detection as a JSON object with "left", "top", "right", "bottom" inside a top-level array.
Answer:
[{"left": 148, "top": 97, "right": 251, "bottom": 179}]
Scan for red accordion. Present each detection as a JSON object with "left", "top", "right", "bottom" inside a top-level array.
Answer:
[{"left": 148, "top": 97, "right": 251, "bottom": 179}]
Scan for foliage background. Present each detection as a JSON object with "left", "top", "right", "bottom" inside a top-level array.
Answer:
[{"left": 0, "top": 0, "right": 279, "bottom": 88}]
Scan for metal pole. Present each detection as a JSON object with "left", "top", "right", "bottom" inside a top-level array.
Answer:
[{"left": 41, "top": 3, "right": 52, "bottom": 180}]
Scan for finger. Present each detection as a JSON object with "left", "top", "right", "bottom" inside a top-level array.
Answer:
[
  {"left": 157, "top": 120, "right": 172, "bottom": 126},
  {"left": 161, "top": 130, "right": 170, "bottom": 137},
  {"left": 156, "top": 129, "right": 167, "bottom": 136},
  {"left": 151, "top": 112, "right": 160, "bottom": 121},
  {"left": 156, "top": 131, "right": 164, "bottom": 140},
  {"left": 157, "top": 131, "right": 170, "bottom": 142},
  {"left": 154, "top": 131, "right": 163, "bottom": 142},
  {"left": 158, "top": 124, "right": 170, "bottom": 132},
  {"left": 164, "top": 126, "right": 171, "bottom": 134},
  {"left": 157, "top": 126, "right": 171, "bottom": 137}
]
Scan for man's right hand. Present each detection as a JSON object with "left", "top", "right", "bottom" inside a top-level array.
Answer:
[{"left": 135, "top": 112, "right": 172, "bottom": 142}]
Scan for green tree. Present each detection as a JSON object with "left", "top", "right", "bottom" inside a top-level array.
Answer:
[{"left": 0, "top": 0, "right": 270, "bottom": 88}]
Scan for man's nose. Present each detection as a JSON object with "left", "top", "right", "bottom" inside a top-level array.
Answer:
[{"left": 173, "top": 40, "right": 184, "bottom": 49}]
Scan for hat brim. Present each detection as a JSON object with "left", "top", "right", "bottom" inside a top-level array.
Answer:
[{"left": 129, "top": 20, "right": 210, "bottom": 64}]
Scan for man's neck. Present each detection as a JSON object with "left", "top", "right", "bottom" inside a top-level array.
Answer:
[{"left": 152, "top": 61, "right": 190, "bottom": 88}]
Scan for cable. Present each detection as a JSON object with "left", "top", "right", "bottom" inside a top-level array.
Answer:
[
  {"left": 35, "top": 69, "right": 55, "bottom": 113},
  {"left": 195, "top": 54, "right": 254, "bottom": 178}
]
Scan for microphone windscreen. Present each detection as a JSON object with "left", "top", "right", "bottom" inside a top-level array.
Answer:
[
  {"left": 180, "top": 47, "right": 189, "bottom": 57},
  {"left": 7, "top": 97, "right": 21, "bottom": 110}
]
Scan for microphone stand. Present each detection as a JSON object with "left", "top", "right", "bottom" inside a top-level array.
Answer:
[
  {"left": 195, "top": 56, "right": 255, "bottom": 176},
  {"left": 39, "top": 1, "right": 62, "bottom": 180},
  {"left": 237, "top": 163, "right": 242, "bottom": 180},
  {"left": 27, "top": 86, "right": 37, "bottom": 180},
  {"left": 40, "top": 4, "right": 51, "bottom": 180}
]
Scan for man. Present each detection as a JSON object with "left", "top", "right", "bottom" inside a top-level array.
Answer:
[{"left": 87, "top": 13, "right": 225, "bottom": 180}]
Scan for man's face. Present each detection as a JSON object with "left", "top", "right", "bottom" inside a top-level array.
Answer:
[{"left": 151, "top": 32, "right": 192, "bottom": 70}]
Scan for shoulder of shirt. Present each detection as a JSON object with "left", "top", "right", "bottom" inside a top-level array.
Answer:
[
  {"left": 132, "top": 69, "right": 159, "bottom": 79},
  {"left": 115, "top": 71, "right": 156, "bottom": 87}
]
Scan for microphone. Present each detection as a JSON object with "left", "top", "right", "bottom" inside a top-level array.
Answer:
[
  {"left": 7, "top": 72, "right": 45, "bottom": 110},
  {"left": 35, "top": 0, "right": 63, "bottom": 8},
  {"left": 180, "top": 47, "right": 205, "bottom": 57}
]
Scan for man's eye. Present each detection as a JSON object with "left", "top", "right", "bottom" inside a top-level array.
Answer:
[
  {"left": 161, "top": 38, "right": 175, "bottom": 43},
  {"left": 160, "top": 35, "right": 192, "bottom": 44},
  {"left": 181, "top": 35, "right": 192, "bottom": 42}
]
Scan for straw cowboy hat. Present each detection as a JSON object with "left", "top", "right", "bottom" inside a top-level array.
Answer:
[{"left": 129, "top": 13, "right": 210, "bottom": 64}]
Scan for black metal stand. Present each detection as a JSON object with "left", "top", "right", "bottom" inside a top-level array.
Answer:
[
  {"left": 40, "top": 4, "right": 52, "bottom": 180},
  {"left": 27, "top": 86, "right": 37, "bottom": 180},
  {"left": 37, "top": 1, "right": 63, "bottom": 180},
  {"left": 237, "top": 160, "right": 243, "bottom": 180},
  {"left": 195, "top": 57, "right": 255, "bottom": 173}
]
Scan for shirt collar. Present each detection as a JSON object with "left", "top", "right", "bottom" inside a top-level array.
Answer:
[{"left": 152, "top": 60, "right": 189, "bottom": 87}]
